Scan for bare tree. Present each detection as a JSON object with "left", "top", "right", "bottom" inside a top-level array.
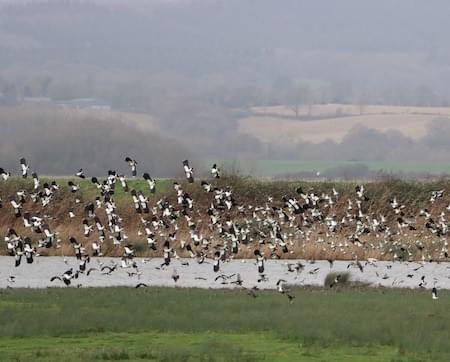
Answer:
[{"left": 286, "top": 85, "right": 312, "bottom": 119}]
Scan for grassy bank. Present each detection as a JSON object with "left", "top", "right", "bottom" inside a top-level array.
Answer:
[{"left": 0, "top": 287, "right": 448, "bottom": 361}]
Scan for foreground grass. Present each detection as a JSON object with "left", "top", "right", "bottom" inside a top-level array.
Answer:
[
  {"left": 0, "top": 331, "right": 400, "bottom": 362},
  {"left": 0, "top": 287, "right": 448, "bottom": 361}
]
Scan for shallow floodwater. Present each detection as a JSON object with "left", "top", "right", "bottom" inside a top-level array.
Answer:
[{"left": 1, "top": 256, "right": 449, "bottom": 290}]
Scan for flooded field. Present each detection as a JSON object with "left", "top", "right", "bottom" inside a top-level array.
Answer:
[{"left": 1, "top": 256, "right": 449, "bottom": 290}]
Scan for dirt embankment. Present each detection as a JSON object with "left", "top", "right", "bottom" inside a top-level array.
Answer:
[{"left": 1, "top": 176, "right": 450, "bottom": 260}]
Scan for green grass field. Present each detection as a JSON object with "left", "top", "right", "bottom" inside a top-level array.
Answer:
[
  {"left": 203, "top": 160, "right": 450, "bottom": 177},
  {"left": 0, "top": 287, "right": 448, "bottom": 361}
]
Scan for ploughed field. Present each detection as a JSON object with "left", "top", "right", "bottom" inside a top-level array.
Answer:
[
  {"left": 241, "top": 103, "right": 450, "bottom": 144},
  {"left": 2, "top": 176, "right": 450, "bottom": 261}
]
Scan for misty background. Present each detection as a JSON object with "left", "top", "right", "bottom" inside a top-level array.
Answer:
[{"left": 1, "top": 0, "right": 450, "bottom": 178}]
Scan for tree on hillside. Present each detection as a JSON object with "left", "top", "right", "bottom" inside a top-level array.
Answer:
[
  {"left": 285, "top": 84, "right": 312, "bottom": 119},
  {"left": 2, "top": 83, "right": 19, "bottom": 105}
]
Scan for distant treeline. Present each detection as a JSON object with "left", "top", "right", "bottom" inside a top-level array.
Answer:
[{"left": 0, "top": 107, "right": 190, "bottom": 177}]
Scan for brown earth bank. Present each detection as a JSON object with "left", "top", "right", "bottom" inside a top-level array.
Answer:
[{"left": 1, "top": 175, "right": 450, "bottom": 261}]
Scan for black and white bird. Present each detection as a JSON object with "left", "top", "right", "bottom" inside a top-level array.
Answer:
[
  {"left": 84, "top": 203, "right": 95, "bottom": 218},
  {"left": 143, "top": 173, "right": 156, "bottom": 193},
  {"left": 76, "top": 169, "right": 85, "bottom": 179},
  {"left": 90, "top": 177, "right": 102, "bottom": 190},
  {"left": 183, "top": 160, "right": 194, "bottom": 183},
  {"left": 211, "top": 163, "right": 220, "bottom": 179},
  {"left": 32, "top": 172, "right": 40, "bottom": 190},
  {"left": 0, "top": 167, "right": 11, "bottom": 181},
  {"left": 276, "top": 279, "right": 288, "bottom": 293},
  {"left": 355, "top": 185, "right": 369, "bottom": 201},
  {"left": 23, "top": 237, "right": 36, "bottom": 264},
  {"left": 67, "top": 181, "right": 79, "bottom": 193},
  {"left": 201, "top": 181, "right": 213, "bottom": 193},
  {"left": 118, "top": 175, "right": 129, "bottom": 192},
  {"left": 10, "top": 198, "right": 22, "bottom": 218},
  {"left": 254, "top": 249, "right": 265, "bottom": 274},
  {"left": 50, "top": 268, "right": 79, "bottom": 286},
  {"left": 287, "top": 262, "right": 304, "bottom": 273},
  {"left": 432, "top": 287, "right": 439, "bottom": 300},
  {"left": 91, "top": 241, "right": 103, "bottom": 256},
  {"left": 172, "top": 269, "right": 180, "bottom": 282},
  {"left": 20, "top": 158, "right": 29, "bottom": 178},
  {"left": 230, "top": 273, "right": 243, "bottom": 286},
  {"left": 137, "top": 191, "right": 149, "bottom": 213},
  {"left": 125, "top": 157, "right": 138, "bottom": 177},
  {"left": 69, "top": 237, "right": 84, "bottom": 260},
  {"left": 82, "top": 219, "right": 93, "bottom": 238},
  {"left": 135, "top": 283, "right": 148, "bottom": 288},
  {"left": 101, "top": 264, "right": 118, "bottom": 275},
  {"left": 213, "top": 251, "right": 221, "bottom": 272},
  {"left": 131, "top": 190, "right": 142, "bottom": 213}
]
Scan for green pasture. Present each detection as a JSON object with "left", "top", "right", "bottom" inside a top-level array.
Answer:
[
  {"left": 0, "top": 287, "right": 448, "bottom": 361},
  {"left": 202, "top": 159, "right": 450, "bottom": 177}
]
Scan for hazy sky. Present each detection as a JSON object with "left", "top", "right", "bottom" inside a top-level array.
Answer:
[{"left": 1, "top": 0, "right": 450, "bottom": 176}]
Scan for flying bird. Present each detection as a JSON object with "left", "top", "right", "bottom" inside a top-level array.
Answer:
[
  {"left": 19, "top": 158, "right": 29, "bottom": 178},
  {"left": 432, "top": 287, "right": 439, "bottom": 300},
  {"left": 211, "top": 163, "right": 220, "bottom": 179},
  {"left": 0, "top": 167, "right": 10, "bottom": 181},
  {"left": 143, "top": 173, "right": 156, "bottom": 193},
  {"left": 50, "top": 268, "right": 79, "bottom": 286},
  {"left": 76, "top": 169, "right": 85, "bottom": 179},
  {"left": 125, "top": 157, "right": 138, "bottom": 177},
  {"left": 183, "top": 160, "right": 194, "bottom": 183}
]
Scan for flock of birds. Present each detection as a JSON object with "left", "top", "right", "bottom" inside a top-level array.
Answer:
[{"left": 0, "top": 157, "right": 448, "bottom": 300}]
